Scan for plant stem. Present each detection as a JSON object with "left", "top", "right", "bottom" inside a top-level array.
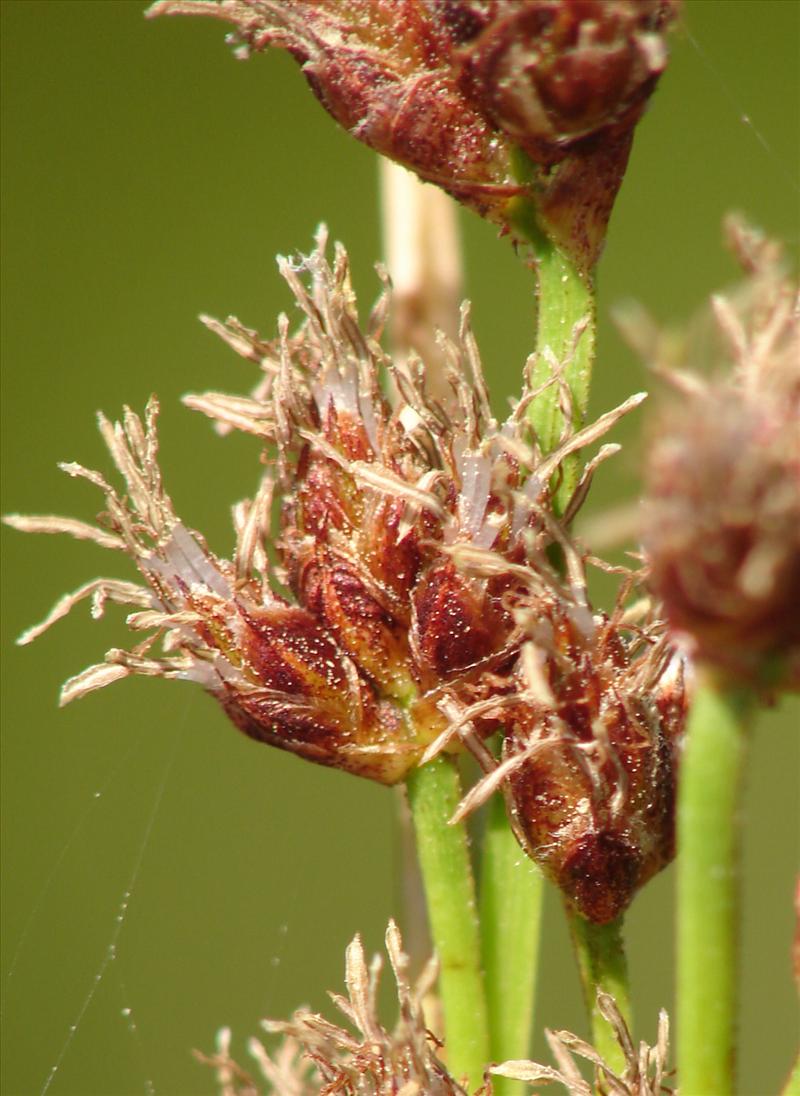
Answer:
[
  {"left": 480, "top": 793, "right": 544, "bottom": 1096},
  {"left": 406, "top": 756, "right": 490, "bottom": 1090},
  {"left": 511, "top": 155, "right": 613, "bottom": 1068},
  {"left": 784, "top": 1052, "right": 800, "bottom": 1096},
  {"left": 379, "top": 158, "right": 462, "bottom": 404},
  {"left": 394, "top": 784, "right": 431, "bottom": 981},
  {"left": 567, "top": 909, "right": 632, "bottom": 1076},
  {"left": 507, "top": 158, "right": 596, "bottom": 513},
  {"left": 677, "top": 672, "right": 755, "bottom": 1095},
  {"left": 529, "top": 243, "right": 595, "bottom": 456},
  {"left": 382, "top": 160, "right": 492, "bottom": 1085}
]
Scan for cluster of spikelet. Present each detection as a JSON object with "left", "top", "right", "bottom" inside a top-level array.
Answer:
[
  {"left": 9, "top": 3, "right": 800, "bottom": 1091},
  {"left": 8, "top": 232, "right": 685, "bottom": 925},
  {"left": 148, "top": 0, "right": 677, "bottom": 273},
  {"left": 640, "top": 216, "right": 800, "bottom": 690},
  {"left": 10, "top": 214, "right": 797, "bottom": 1096}
]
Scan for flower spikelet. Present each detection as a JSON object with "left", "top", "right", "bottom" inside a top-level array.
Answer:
[
  {"left": 492, "top": 990, "right": 672, "bottom": 1096},
  {"left": 184, "top": 230, "right": 648, "bottom": 781},
  {"left": 187, "top": 231, "right": 527, "bottom": 748},
  {"left": 449, "top": 0, "right": 678, "bottom": 269},
  {"left": 447, "top": 542, "right": 685, "bottom": 923},
  {"left": 508, "top": 588, "right": 683, "bottom": 924},
  {"left": 198, "top": 921, "right": 468, "bottom": 1095},
  {"left": 8, "top": 231, "right": 649, "bottom": 793},
  {"left": 6, "top": 399, "right": 419, "bottom": 783},
  {"left": 146, "top": 0, "right": 677, "bottom": 272},
  {"left": 640, "top": 217, "right": 800, "bottom": 689},
  {"left": 147, "top": 0, "right": 517, "bottom": 222},
  {"left": 185, "top": 228, "right": 680, "bottom": 920}
]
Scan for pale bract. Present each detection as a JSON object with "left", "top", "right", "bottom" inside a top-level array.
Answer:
[{"left": 492, "top": 990, "right": 671, "bottom": 1096}]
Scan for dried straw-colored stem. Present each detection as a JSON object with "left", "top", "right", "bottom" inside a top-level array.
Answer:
[{"left": 379, "top": 159, "right": 463, "bottom": 403}]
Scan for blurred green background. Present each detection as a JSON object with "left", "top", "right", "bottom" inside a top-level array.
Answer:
[{"left": 2, "top": 2, "right": 798, "bottom": 1093}]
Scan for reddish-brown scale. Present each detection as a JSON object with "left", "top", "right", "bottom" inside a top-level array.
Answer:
[
  {"left": 216, "top": 595, "right": 426, "bottom": 783},
  {"left": 223, "top": 603, "right": 374, "bottom": 764},
  {"left": 368, "top": 77, "right": 496, "bottom": 177},
  {"left": 224, "top": 689, "right": 418, "bottom": 784},
  {"left": 281, "top": 453, "right": 425, "bottom": 693},
  {"left": 294, "top": 546, "right": 415, "bottom": 698},
  {"left": 356, "top": 494, "right": 426, "bottom": 613},
  {"left": 430, "top": 0, "right": 493, "bottom": 48},
  {"left": 412, "top": 560, "right": 498, "bottom": 683},
  {"left": 507, "top": 733, "right": 574, "bottom": 836},
  {"left": 506, "top": 716, "right": 672, "bottom": 922},
  {"left": 293, "top": 454, "right": 364, "bottom": 541},
  {"left": 558, "top": 831, "right": 643, "bottom": 924},
  {"left": 289, "top": 462, "right": 348, "bottom": 540},
  {"left": 549, "top": 667, "right": 595, "bottom": 741},
  {"left": 310, "top": 60, "right": 513, "bottom": 216},
  {"left": 641, "top": 715, "right": 679, "bottom": 865},
  {"left": 221, "top": 697, "right": 350, "bottom": 764},
  {"left": 241, "top": 602, "right": 348, "bottom": 695},
  {"left": 653, "top": 669, "right": 687, "bottom": 746},
  {"left": 320, "top": 401, "right": 375, "bottom": 463}
]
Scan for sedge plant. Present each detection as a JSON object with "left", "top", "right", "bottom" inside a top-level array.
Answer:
[{"left": 5, "top": 3, "right": 799, "bottom": 1094}]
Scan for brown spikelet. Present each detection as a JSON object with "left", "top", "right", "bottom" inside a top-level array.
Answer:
[
  {"left": 8, "top": 232, "right": 651, "bottom": 798},
  {"left": 147, "top": 0, "right": 677, "bottom": 271},
  {"left": 641, "top": 218, "right": 800, "bottom": 690}
]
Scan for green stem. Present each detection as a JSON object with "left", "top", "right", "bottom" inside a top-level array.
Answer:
[
  {"left": 406, "top": 756, "right": 490, "bottom": 1090},
  {"left": 507, "top": 160, "right": 596, "bottom": 514},
  {"left": 529, "top": 244, "right": 595, "bottom": 454},
  {"left": 567, "top": 909, "right": 632, "bottom": 1076},
  {"left": 480, "top": 794, "right": 545, "bottom": 1096},
  {"left": 783, "top": 1052, "right": 800, "bottom": 1096},
  {"left": 677, "top": 673, "right": 755, "bottom": 1096}
]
